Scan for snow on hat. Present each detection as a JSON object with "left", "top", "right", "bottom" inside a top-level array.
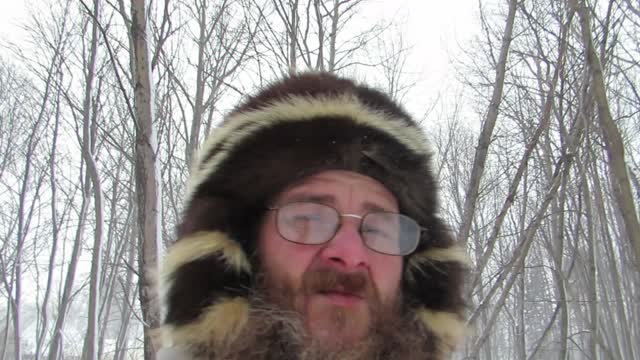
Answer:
[{"left": 160, "top": 73, "right": 468, "bottom": 356}]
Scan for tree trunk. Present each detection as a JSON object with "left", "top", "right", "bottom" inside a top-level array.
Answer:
[
  {"left": 98, "top": 156, "right": 129, "bottom": 359},
  {"left": 131, "top": 0, "right": 162, "bottom": 358},
  {"left": 470, "top": 163, "right": 565, "bottom": 354},
  {"left": 80, "top": 1, "right": 105, "bottom": 359},
  {"left": 48, "top": 173, "right": 91, "bottom": 360},
  {"left": 590, "top": 158, "right": 637, "bottom": 359},
  {"left": 114, "top": 219, "right": 137, "bottom": 360},
  {"left": 469, "top": 109, "right": 584, "bottom": 353},
  {"left": 458, "top": 0, "right": 517, "bottom": 246},
  {"left": 314, "top": 0, "right": 324, "bottom": 71},
  {"left": 327, "top": 0, "right": 340, "bottom": 73},
  {"left": 573, "top": 0, "right": 640, "bottom": 266},
  {"left": 515, "top": 268, "right": 526, "bottom": 359},
  {"left": 470, "top": 5, "right": 572, "bottom": 292},
  {"left": 585, "top": 175, "right": 599, "bottom": 360},
  {"left": 553, "top": 178, "right": 570, "bottom": 360},
  {"left": 0, "top": 301, "right": 9, "bottom": 360},
  {"left": 186, "top": 0, "right": 208, "bottom": 166},
  {"left": 289, "top": 0, "right": 298, "bottom": 73},
  {"left": 35, "top": 70, "right": 63, "bottom": 360},
  {"left": 10, "top": 32, "right": 58, "bottom": 360}
]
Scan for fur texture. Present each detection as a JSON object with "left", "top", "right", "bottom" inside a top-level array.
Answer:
[
  {"left": 162, "top": 298, "right": 250, "bottom": 348},
  {"left": 160, "top": 73, "right": 469, "bottom": 358},
  {"left": 186, "top": 95, "right": 432, "bottom": 207},
  {"left": 416, "top": 309, "right": 468, "bottom": 358},
  {"left": 172, "top": 290, "right": 440, "bottom": 360}
]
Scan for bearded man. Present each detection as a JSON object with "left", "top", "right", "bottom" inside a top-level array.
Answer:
[{"left": 158, "top": 73, "right": 469, "bottom": 359}]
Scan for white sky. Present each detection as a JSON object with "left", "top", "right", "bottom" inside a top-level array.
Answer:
[
  {"left": 373, "top": 0, "right": 479, "bottom": 118},
  {"left": 371, "top": 0, "right": 478, "bottom": 83},
  {"left": 0, "top": 0, "right": 479, "bottom": 115},
  {"left": 0, "top": 1, "right": 28, "bottom": 44},
  {"left": 0, "top": 1, "right": 478, "bottom": 47}
]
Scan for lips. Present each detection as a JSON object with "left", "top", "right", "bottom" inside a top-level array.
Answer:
[
  {"left": 316, "top": 289, "right": 364, "bottom": 307},
  {"left": 303, "top": 267, "right": 370, "bottom": 307}
]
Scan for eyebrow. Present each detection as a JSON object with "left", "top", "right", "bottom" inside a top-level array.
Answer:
[{"left": 280, "top": 193, "right": 391, "bottom": 213}]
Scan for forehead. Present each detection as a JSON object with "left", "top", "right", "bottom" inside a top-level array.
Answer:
[{"left": 275, "top": 170, "right": 398, "bottom": 211}]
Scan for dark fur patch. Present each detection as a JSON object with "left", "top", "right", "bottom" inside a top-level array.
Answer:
[
  {"left": 230, "top": 73, "right": 413, "bottom": 124},
  {"left": 403, "top": 259, "right": 466, "bottom": 312},
  {"left": 188, "top": 116, "right": 438, "bottom": 241},
  {"left": 164, "top": 255, "right": 251, "bottom": 326},
  {"left": 403, "top": 223, "right": 466, "bottom": 313}
]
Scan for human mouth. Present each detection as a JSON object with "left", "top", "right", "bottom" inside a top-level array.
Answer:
[{"left": 316, "top": 289, "right": 363, "bottom": 307}]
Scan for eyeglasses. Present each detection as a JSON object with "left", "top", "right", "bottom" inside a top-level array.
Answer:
[{"left": 267, "top": 202, "right": 421, "bottom": 256}]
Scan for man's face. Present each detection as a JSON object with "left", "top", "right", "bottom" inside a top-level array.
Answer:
[{"left": 258, "top": 170, "right": 403, "bottom": 349}]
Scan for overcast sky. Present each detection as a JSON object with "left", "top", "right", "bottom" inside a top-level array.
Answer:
[{"left": 0, "top": 0, "right": 479, "bottom": 120}]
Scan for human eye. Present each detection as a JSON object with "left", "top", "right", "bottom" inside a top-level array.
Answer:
[
  {"left": 291, "top": 212, "right": 322, "bottom": 223},
  {"left": 363, "top": 213, "right": 400, "bottom": 245},
  {"left": 362, "top": 225, "right": 390, "bottom": 238},
  {"left": 282, "top": 203, "right": 327, "bottom": 225},
  {"left": 362, "top": 224, "right": 392, "bottom": 240}
]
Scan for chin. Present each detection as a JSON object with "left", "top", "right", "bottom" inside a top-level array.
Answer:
[{"left": 305, "top": 294, "right": 372, "bottom": 349}]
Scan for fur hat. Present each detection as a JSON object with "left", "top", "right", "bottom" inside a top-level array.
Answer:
[{"left": 160, "top": 73, "right": 468, "bottom": 357}]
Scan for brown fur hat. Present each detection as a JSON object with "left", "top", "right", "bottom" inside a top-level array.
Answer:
[{"left": 160, "top": 73, "right": 468, "bottom": 357}]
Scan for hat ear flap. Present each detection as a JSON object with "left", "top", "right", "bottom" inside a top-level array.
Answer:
[{"left": 161, "top": 231, "right": 252, "bottom": 348}]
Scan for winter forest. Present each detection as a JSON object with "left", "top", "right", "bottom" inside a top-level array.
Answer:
[{"left": 0, "top": 0, "right": 638, "bottom": 359}]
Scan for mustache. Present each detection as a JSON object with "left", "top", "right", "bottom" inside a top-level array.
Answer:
[{"left": 302, "top": 268, "right": 370, "bottom": 297}]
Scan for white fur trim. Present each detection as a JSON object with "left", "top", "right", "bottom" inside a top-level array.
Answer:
[
  {"left": 416, "top": 308, "right": 467, "bottom": 354},
  {"left": 162, "top": 231, "right": 251, "bottom": 276},
  {"left": 160, "top": 231, "right": 251, "bottom": 320},
  {"left": 406, "top": 246, "right": 471, "bottom": 283},
  {"left": 161, "top": 297, "right": 250, "bottom": 347},
  {"left": 185, "top": 95, "right": 432, "bottom": 206}
]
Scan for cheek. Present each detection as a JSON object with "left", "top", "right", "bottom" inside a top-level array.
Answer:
[
  {"left": 370, "top": 256, "right": 403, "bottom": 303},
  {"left": 258, "top": 219, "right": 315, "bottom": 289}
]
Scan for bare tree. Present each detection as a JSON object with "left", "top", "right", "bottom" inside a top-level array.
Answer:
[
  {"left": 452, "top": 0, "right": 640, "bottom": 357},
  {"left": 0, "top": 62, "right": 47, "bottom": 360},
  {"left": 79, "top": 1, "right": 106, "bottom": 359},
  {"left": 0, "top": 0, "right": 638, "bottom": 358},
  {"left": 457, "top": 0, "right": 518, "bottom": 248},
  {"left": 372, "top": 29, "right": 416, "bottom": 103},
  {"left": 0, "top": 8, "right": 73, "bottom": 354},
  {"left": 161, "top": 0, "right": 254, "bottom": 166},
  {"left": 34, "top": 67, "right": 67, "bottom": 360},
  {"left": 571, "top": 0, "right": 640, "bottom": 266},
  {"left": 249, "top": 0, "right": 386, "bottom": 77},
  {"left": 131, "top": 0, "right": 162, "bottom": 357}
]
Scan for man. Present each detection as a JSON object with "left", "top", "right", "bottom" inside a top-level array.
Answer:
[{"left": 158, "top": 73, "right": 468, "bottom": 359}]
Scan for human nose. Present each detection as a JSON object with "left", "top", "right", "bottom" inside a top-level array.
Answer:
[{"left": 317, "top": 217, "right": 369, "bottom": 270}]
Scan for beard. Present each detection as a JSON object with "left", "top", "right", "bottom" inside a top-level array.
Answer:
[
  {"left": 202, "top": 266, "right": 438, "bottom": 360},
  {"left": 271, "top": 265, "right": 384, "bottom": 349}
]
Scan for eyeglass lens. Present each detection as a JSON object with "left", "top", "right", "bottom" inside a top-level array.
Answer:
[{"left": 275, "top": 202, "right": 419, "bottom": 255}]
